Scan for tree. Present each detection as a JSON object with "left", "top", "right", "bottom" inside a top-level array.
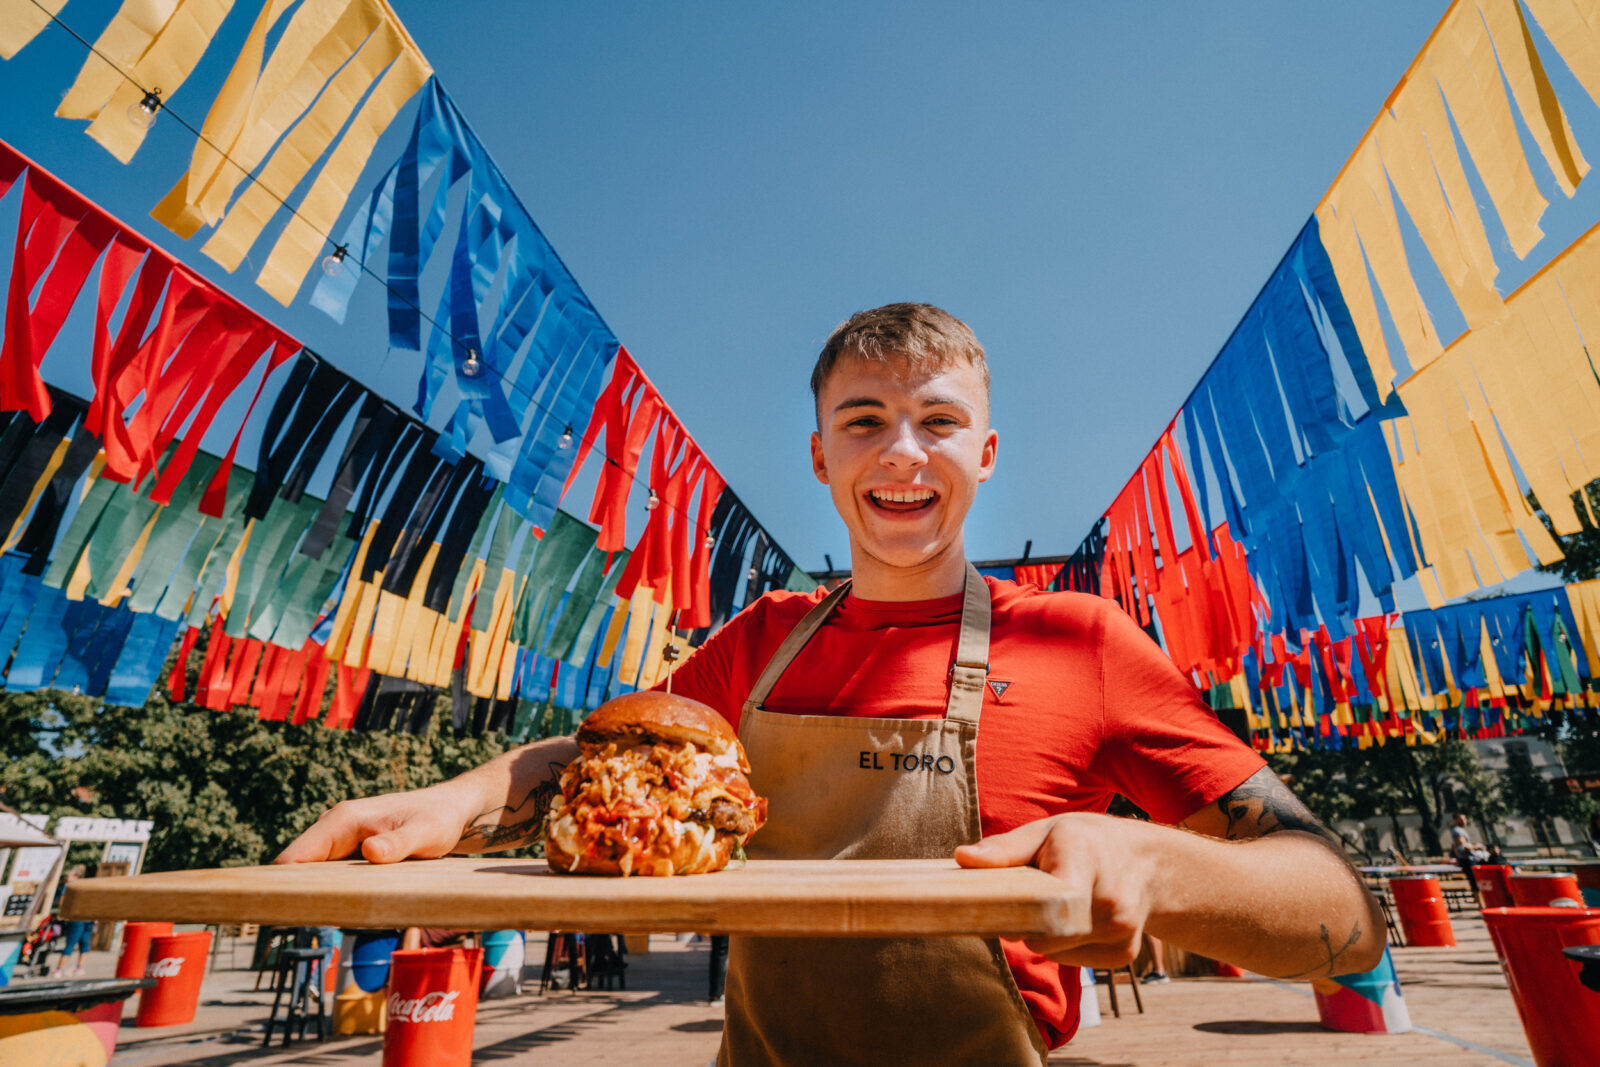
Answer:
[
  {"left": 0, "top": 646, "right": 520, "bottom": 872},
  {"left": 1500, "top": 741, "right": 1598, "bottom": 846}
]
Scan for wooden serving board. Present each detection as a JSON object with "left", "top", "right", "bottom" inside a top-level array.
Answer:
[{"left": 62, "top": 858, "right": 1086, "bottom": 939}]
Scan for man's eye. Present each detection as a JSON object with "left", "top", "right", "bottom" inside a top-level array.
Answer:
[
  {"left": 925, "top": 416, "right": 958, "bottom": 428},
  {"left": 846, "top": 417, "right": 881, "bottom": 429}
]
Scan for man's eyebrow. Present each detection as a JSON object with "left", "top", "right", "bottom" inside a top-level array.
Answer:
[
  {"left": 922, "top": 395, "right": 971, "bottom": 410},
  {"left": 832, "top": 397, "right": 885, "bottom": 414}
]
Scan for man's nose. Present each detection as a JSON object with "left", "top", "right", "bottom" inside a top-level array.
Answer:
[{"left": 880, "top": 418, "right": 928, "bottom": 467}]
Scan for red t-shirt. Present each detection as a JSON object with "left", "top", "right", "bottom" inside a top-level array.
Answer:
[{"left": 666, "top": 576, "right": 1266, "bottom": 1047}]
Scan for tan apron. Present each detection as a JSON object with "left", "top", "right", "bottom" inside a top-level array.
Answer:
[{"left": 719, "top": 564, "right": 1049, "bottom": 1066}]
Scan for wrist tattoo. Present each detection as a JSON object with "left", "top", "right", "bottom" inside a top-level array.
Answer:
[
  {"left": 1281, "top": 921, "right": 1364, "bottom": 979},
  {"left": 455, "top": 762, "right": 565, "bottom": 853}
]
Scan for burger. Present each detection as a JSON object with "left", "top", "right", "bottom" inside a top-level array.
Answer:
[{"left": 545, "top": 691, "right": 768, "bottom": 876}]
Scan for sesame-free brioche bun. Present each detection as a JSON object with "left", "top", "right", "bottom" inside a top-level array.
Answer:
[
  {"left": 576, "top": 691, "right": 737, "bottom": 755},
  {"left": 545, "top": 827, "right": 736, "bottom": 877}
]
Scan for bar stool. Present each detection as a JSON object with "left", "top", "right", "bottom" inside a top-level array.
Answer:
[
  {"left": 539, "top": 932, "right": 586, "bottom": 993},
  {"left": 1092, "top": 965, "right": 1144, "bottom": 1017},
  {"left": 263, "top": 945, "right": 333, "bottom": 1047}
]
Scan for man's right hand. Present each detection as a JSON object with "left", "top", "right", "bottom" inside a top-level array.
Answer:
[
  {"left": 274, "top": 782, "right": 476, "bottom": 865},
  {"left": 273, "top": 735, "right": 578, "bottom": 865}
]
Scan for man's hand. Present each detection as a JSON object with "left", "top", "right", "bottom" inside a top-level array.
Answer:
[
  {"left": 275, "top": 782, "right": 478, "bottom": 865},
  {"left": 274, "top": 735, "right": 578, "bottom": 865},
  {"left": 954, "top": 768, "right": 1386, "bottom": 979},
  {"left": 955, "top": 812, "right": 1166, "bottom": 968}
]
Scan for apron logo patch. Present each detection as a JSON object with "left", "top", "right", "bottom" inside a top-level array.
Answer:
[
  {"left": 859, "top": 751, "right": 957, "bottom": 774},
  {"left": 987, "top": 679, "right": 1013, "bottom": 700}
]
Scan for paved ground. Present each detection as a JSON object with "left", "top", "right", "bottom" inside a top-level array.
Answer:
[{"left": 8, "top": 911, "right": 1541, "bottom": 1065}]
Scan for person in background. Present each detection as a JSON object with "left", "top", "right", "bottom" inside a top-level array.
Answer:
[
  {"left": 1141, "top": 932, "right": 1168, "bottom": 984},
  {"left": 51, "top": 867, "right": 94, "bottom": 977}
]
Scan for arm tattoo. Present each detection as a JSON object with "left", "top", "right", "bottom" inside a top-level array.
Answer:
[
  {"left": 1280, "top": 922, "right": 1364, "bottom": 979},
  {"left": 454, "top": 762, "right": 565, "bottom": 853},
  {"left": 1181, "top": 766, "right": 1345, "bottom": 852}
]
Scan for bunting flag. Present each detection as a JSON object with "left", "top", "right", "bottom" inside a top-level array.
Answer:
[
  {"left": 1064, "top": 0, "right": 1600, "bottom": 750},
  {"left": 0, "top": 140, "right": 806, "bottom": 735},
  {"left": 309, "top": 78, "right": 616, "bottom": 527}
]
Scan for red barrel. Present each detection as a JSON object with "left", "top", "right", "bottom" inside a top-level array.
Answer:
[
  {"left": 1482, "top": 907, "right": 1600, "bottom": 1067},
  {"left": 1473, "top": 864, "right": 1514, "bottom": 909},
  {"left": 382, "top": 947, "right": 482, "bottom": 1067},
  {"left": 116, "top": 922, "right": 174, "bottom": 980},
  {"left": 1508, "top": 873, "right": 1584, "bottom": 908},
  {"left": 134, "top": 931, "right": 212, "bottom": 1027},
  {"left": 326, "top": 946, "right": 341, "bottom": 993},
  {"left": 1388, "top": 876, "right": 1456, "bottom": 946}
]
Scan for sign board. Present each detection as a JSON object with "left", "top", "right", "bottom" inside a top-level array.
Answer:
[
  {"left": 1555, "top": 773, "right": 1600, "bottom": 796},
  {"left": 9, "top": 846, "right": 61, "bottom": 883},
  {"left": 103, "top": 843, "right": 141, "bottom": 868},
  {"left": 53, "top": 817, "right": 153, "bottom": 842}
]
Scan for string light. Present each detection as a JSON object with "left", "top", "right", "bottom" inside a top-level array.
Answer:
[
  {"left": 646, "top": 489, "right": 660, "bottom": 510},
  {"left": 460, "top": 349, "right": 483, "bottom": 377},
  {"left": 704, "top": 534, "right": 715, "bottom": 549},
  {"left": 748, "top": 567, "right": 758, "bottom": 580},
  {"left": 320, "top": 244, "right": 348, "bottom": 276},
  {"left": 558, "top": 425, "right": 573, "bottom": 449},
  {"left": 126, "top": 87, "right": 162, "bottom": 129}
]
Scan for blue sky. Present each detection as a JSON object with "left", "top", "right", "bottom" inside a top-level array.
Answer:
[{"left": 2, "top": 1, "right": 1573, "bottom": 575}]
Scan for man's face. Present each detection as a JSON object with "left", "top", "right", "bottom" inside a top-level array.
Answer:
[{"left": 810, "top": 353, "right": 997, "bottom": 576}]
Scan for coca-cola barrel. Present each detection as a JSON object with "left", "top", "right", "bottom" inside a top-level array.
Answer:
[
  {"left": 134, "top": 931, "right": 212, "bottom": 1027},
  {"left": 382, "top": 947, "right": 482, "bottom": 1067}
]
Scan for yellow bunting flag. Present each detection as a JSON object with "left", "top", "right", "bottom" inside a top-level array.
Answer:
[
  {"left": 0, "top": 0, "right": 67, "bottom": 59},
  {"left": 150, "top": 0, "right": 431, "bottom": 304},
  {"left": 56, "top": 0, "right": 235, "bottom": 163}
]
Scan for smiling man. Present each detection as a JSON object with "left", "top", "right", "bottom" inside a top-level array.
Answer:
[{"left": 280, "top": 303, "right": 1383, "bottom": 1064}]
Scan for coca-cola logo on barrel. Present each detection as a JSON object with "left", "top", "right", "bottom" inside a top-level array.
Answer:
[
  {"left": 388, "top": 990, "right": 459, "bottom": 1023},
  {"left": 146, "top": 956, "right": 185, "bottom": 978}
]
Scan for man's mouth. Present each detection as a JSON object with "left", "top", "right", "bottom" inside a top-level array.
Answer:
[{"left": 866, "top": 487, "right": 938, "bottom": 513}]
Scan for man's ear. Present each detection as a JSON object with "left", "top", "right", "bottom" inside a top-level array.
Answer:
[
  {"left": 810, "top": 431, "right": 829, "bottom": 485},
  {"left": 977, "top": 428, "right": 998, "bottom": 483}
]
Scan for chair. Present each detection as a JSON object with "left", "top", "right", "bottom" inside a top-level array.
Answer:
[
  {"left": 539, "top": 933, "right": 587, "bottom": 993},
  {"left": 262, "top": 942, "right": 333, "bottom": 1047},
  {"left": 585, "top": 934, "right": 627, "bottom": 990},
  {"left": 1092, "top": 965, "right": 1144, "bottom": 1017},
  {"left": 1368, "top": 881, "right": 1404, "bottom": 947}
]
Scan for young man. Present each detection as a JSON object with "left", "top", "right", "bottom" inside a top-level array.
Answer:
[{"left": 280, "top": 304, "right": 1383, "bottom": 1062}]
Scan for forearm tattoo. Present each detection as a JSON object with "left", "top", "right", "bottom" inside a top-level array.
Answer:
[
  {"left": 454, "top": 761, "right": 565, "bottom": 853},
  {"left": 1180, "top": 766, "right": 1368, "bottom": 978},
  {"left": 1187, "top": 766, "right": 1346, "bottom": 852},
  {"left": 1281, "top": 922, "right": 1365, "bottom": 980}
]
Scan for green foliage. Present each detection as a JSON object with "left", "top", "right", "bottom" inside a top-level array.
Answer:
[
  {"left": 0, "top": 649, "right": 515, "bottom": 872},
  {"left": 1270, "top": 736, "right": 1505, "bottom": 857}
]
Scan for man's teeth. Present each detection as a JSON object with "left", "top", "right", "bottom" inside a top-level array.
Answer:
[{"left": 870, "top": 489, "right": 935, "bottom": 503}]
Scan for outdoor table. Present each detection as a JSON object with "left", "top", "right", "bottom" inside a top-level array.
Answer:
[
  {"left": 0, "top": 977, "right": 155, "bottom": 1063},
  {"left": 59, "top": 857, "right": 1090, "bottom": 938}
]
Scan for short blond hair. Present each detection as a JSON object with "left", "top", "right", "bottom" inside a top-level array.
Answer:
[{"left": 811, "top": 303, "right": 990, "bottom": 423}]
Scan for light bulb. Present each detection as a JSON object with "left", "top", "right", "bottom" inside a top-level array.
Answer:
[
  {"left": 460, "top": 349, "right": 483, "bottom": 377},
  {"left": 558, "top": 425, "right": 573, "bottom": 449},
  {"left": 646, "top": 490, "right": 660, "bottom": 510},
  {"left": 321, "top": 245, "right": 347, "bottom": 276},
  {"left": 127, "top": 88, "right": 162, "bottom": 130},
  {"left": 748, "top": 567, "right": 758, "bottom": 580},
  {"left": 704, "top": 535, "right": 715, "bottom": 549}
]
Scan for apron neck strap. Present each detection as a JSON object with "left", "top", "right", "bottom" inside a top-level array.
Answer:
[
  {"left": 740, "top": 562, "right": 993, "bottom": 724},
  {"left": 946, "top": 562, "right": 990, "bottom": 725}
]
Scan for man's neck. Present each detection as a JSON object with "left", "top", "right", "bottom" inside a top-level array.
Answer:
[{"left": 847, "top": 542, "right": 968, "bottom": 601}]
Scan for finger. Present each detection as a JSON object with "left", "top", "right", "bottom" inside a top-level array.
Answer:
[
  {"left": 275, "top": 812, "right": 367, "bottom": 864},
  {"left": 360, "top": 817, "right": 455, "bottom": 864},
  {"left": 954, "top": 819, "right": 1055, "bottom": 869},
  {"left": 1022, "top": 933, "right": 1141, "bottom": 970}
]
